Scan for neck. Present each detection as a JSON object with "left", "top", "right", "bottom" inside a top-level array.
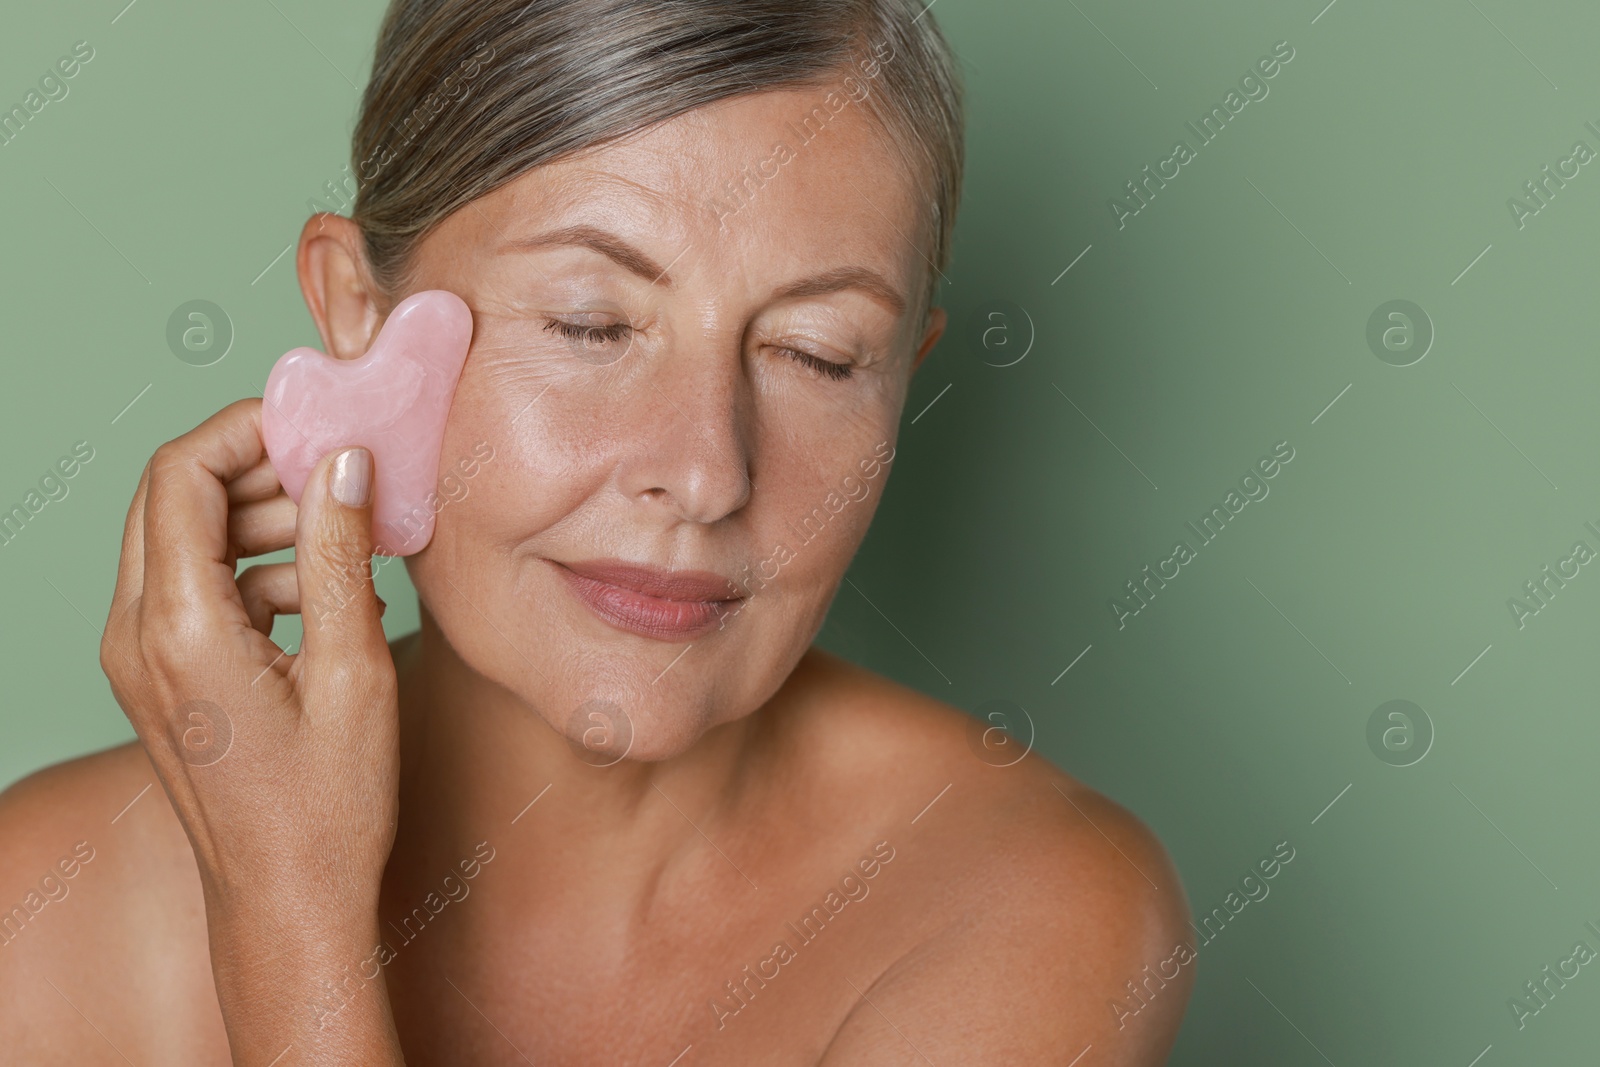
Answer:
[{"left": 385, "top": 607, "right": 769, "bottom": 906}]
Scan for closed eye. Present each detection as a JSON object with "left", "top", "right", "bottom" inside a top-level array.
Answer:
[
  {"left": 778, "top": 347, "right": 853, "bottom": 381},
  {"left": 544, "top": 319, "right": 632, "bottom": 346},
  {"left": 540, "top": 320, "right": 851, "bottom": 380}
]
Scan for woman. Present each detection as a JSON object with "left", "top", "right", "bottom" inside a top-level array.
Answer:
[{"left": 0, "top": 0, "right": 1192, "bottom": 1062}]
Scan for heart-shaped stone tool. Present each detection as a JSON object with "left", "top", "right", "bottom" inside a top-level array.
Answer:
[{"left": 262, "top": 289, "right": 473, "bottom": 557}]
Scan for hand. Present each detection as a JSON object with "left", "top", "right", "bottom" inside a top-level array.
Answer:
[{"left": 99, "top": 398, "right": 405, "bottom": 1063}]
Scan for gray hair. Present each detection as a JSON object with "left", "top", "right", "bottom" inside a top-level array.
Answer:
[{"left": 350, "top": 0, "right": 964, "bottom": 314}]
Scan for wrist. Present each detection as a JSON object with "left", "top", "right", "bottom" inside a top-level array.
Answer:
[
  {"left": 207, "top": 901, "right": 382, "bottom": 978},
  {"left": 205, "top": 909, "right": 404, "bottom": 1064}
]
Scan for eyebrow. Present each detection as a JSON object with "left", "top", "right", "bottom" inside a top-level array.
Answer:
[
  {"left": 499, "top": 225, "right": 671, "bottom": 284},
  {"left": 499, "top": 226, "right": 907, "bottom": 315},
  {"left": 775, "top": 266, "right": 907, "bottom": 316}
]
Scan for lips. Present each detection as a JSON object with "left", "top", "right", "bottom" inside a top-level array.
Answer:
[{"left": 552, "top": 558, "right": 744, "bottom": 641}]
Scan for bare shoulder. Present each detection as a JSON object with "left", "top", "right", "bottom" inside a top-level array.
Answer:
[
  {"left": 787, "top": 648, "right": 1193, "bottom": 1065},
  {"left": 0, "top": 742, "right": 227, "bottom": 1064}
]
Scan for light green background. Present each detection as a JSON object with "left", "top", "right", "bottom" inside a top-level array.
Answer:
[{"left": 3, "top": 0, "right": 1597, "bottom": 1062}]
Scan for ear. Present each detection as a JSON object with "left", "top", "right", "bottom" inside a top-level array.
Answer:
[
  {"left": 912, "top": 306, "right": 947, "bottom": 371},
  {"left": 295, "top": 213, "right": 385, "bottom": 360}
]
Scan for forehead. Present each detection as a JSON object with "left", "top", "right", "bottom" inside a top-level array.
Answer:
[{"left": 444, "top": 86, "right": 933, "bottom": 304}]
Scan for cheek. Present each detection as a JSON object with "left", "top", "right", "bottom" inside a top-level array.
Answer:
[
  {"left": 425, "top": 426, "right": 588, "bottom": 566},
  {"left": 750, "top": 382, "right": 899, "bottom": 526},
  {"left": 428, "top": 345, "right": 606, "bottom": 534},
  {"left": 742, "top": 414, "right": 895, "bottom": 624},
  {"left": 405, "top": 336, "right": 902, "bottom": 758},
  {"left": 421, "top": 331, "right": 902, "bottom": 593}
]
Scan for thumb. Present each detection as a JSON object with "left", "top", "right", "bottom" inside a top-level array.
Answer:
[{"left": 296, "top": 446, "right": 388, "bottom": 684}]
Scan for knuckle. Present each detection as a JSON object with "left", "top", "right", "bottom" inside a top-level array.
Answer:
[
  {"left": 316, "top": 495, "right": 372, "bottom": 543},
  {"left": 235, "top": 563, "right": 268, "bottom": 593},
  {"left": 313, "top": 541, "right": 375, "bottom": 592},
  {"left": 319, "top": 535, "right": 369, "bottom": 571},
  {"left": 98, "top": 606, "right": 142, "bottom": 685},
  {"left": 321, "top": 661, "right": 360, "bottom": 694},
  {"left": 147, "top": 438, "right": 194, "bottom": 477},
  {"left": 313, "top": 659, "right": 380, "bottom": 701},
  {"left": 97, "top": 632, "right": 124, "bottom": 683},
  {"left": 138, "top": 610, "right": 214, "bottom": 678}
]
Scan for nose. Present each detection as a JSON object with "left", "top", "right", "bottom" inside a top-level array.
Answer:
[{"left": 615, "top": 340, "right": 754, "bottom": 526}]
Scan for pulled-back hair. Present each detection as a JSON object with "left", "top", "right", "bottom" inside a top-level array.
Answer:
[{"left": 350, "top": 0, "right": 964, "bottom": 311}]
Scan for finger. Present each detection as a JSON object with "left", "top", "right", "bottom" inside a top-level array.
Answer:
[
  {"left": 237, "top": 562, "right": 299, "bottom": 636},
  {"left": 110, "top": 460, "right": 152, "bottom": 609},
  {"left": 141, "top": 399, "right": 272, "bottom": 633},
  {"left": 103, "top": 460, "right": 158, "bottom": 700},
  {"left": 295, "top": 447, "right": 390, "bottom": 693},
  {"left": 296, "top": 566, "right": 390, "bottom": 635},
  {"left": 225, "top": 493, "right": 298, "bottom": 565},
  {"left": 226, "top": 454, "right": 287, "bottom": 504}
]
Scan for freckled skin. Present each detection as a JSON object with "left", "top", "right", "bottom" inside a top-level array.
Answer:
[
  {"left": 0, "top": 87, "right": 1192, "bottom": 1066},
  {"left": 401, "top": 88, "right": 929, "bottom": 760}
]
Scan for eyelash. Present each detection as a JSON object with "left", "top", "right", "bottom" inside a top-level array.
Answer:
[
  {"left": 544, "top": 319, "right": 631, "bottom": 346},
  {"left": 779, "top": 347, "right": 854, "bottom": 381},
  {"left": 542, "top": 319, "right": 853, "bottom": 381}
]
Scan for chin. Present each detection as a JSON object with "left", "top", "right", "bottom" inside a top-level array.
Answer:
[{"left": 551, "top": 687, "right": 728, "bottom": 765}]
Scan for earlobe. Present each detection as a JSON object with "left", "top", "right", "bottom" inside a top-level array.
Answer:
[
  {"left": 913, "top": 306, "right": 947, "bottom": 371},
  {"left": 295, "top": 213, "right": 385, "bottom": 360}
]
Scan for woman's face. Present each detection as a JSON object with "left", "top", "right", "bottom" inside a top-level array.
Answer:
[{"left": 396, "top": 84, "right": 944, "bottom": 760}]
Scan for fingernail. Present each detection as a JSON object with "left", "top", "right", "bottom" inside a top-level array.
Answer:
[{"left": 331, "top": 447, "right": 373, "bottom": 507}]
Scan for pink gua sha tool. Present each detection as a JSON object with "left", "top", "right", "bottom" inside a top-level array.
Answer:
[{"left": 262, "top": 289, "right": 473, "bottom": 557}]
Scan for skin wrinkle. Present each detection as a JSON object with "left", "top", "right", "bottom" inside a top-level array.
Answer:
[
  {"left": 367, "top": 91, "right": 932, "bottom": 815},
  {"left": 0, "top": 47, "right": 1190, "bottom": 1065},
  {"left": 457, "top": 115, "right": 921, "bottom": 550}
]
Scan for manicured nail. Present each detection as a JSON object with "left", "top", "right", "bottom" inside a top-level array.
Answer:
[{"left": 331, "top": 447, "right": 372, "bottom": 507}]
